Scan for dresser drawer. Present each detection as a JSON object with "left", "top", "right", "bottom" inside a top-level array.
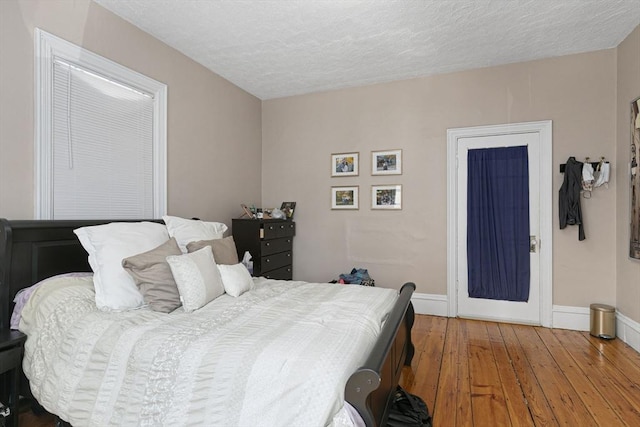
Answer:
[
  {"left": 261, "top": 236, "right": 293, "bottom": 256},
  {"left": 232, "top": 219, "right": 295, "bottom": 279},
  {"left": 261, "top": 250, "right": 292, "bottom": 272},
  {"left": 262, "top": 221, "right": 296, "bottom": 239},
  {"left": 263, "top": 265, "right": 293, "bottom": 280}
]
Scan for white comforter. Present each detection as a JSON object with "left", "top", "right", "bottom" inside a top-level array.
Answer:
[{"left": 19, "top": 275, "right": 397, "bottom": 427}]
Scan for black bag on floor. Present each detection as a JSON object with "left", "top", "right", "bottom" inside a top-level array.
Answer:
[{"left": 386, "top": 386, "right": 432, "bottom": 427}]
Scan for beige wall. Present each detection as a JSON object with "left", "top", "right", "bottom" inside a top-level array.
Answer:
[
  {"left": 616, "top": 25, "right": 640, "bottom": 323},
  {"left": 263, "top": 50, "right": 618, "bottom": 307},
  {"left": 0, "top": 0, "right": 262, "bottom": 224},
  {"left": 1, "top": 0, "right": 632, "bottom": 313}
]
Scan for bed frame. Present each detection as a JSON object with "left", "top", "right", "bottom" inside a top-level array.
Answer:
[{"left": 0, "top": 218, "right": 415, "bottom": 427}]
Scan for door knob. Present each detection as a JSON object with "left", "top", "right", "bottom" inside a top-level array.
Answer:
[{"left": 530, "top": 236, "right": 539, "bottom": 253}]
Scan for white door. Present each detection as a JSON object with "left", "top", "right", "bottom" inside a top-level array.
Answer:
[{"left": 456, "top": 132, "right": 541, "bottom": 324}]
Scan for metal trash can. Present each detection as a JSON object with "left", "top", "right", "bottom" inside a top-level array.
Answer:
[{"left": 590, "top": 303, "right": 616, "bottom": 339}]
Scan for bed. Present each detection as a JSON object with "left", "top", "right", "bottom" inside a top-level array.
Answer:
[{"left": 0, "top": 218, "right": 415, "bottom": 427}]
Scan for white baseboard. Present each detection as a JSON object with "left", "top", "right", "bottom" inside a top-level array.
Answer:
[
  {"left": 552, "top": 305, "right": 591, "bottom": 331},
  {"left": 411, "top": 293, "right": 448, "bottom": 317},
  {"left": 552, "top": 305, "right": 640, "bottom": 354},
  {"left": 414, "top": 300, "right": 594, "bottom": 328},
  {"left": 616, "top": 311, "right": 640, "bottom": 353},
  {"left": 418, "top": 300, "right": 640, "bottom": 354}
]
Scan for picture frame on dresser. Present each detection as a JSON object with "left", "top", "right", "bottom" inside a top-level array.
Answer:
[{"left": 280, "top": 202, "right": 296, "bottom": 219}]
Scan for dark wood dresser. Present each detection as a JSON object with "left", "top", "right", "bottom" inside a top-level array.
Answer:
[{"left": 232, "top": 219, "right": 295, "bottom": 280}]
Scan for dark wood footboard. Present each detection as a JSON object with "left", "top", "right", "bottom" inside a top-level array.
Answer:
[{"left": 345, "top": 282, "right": 415, "bottom": 427}]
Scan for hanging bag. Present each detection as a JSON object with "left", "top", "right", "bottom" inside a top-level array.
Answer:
[{"left": 386, "top": 386, "right": 432, "bottom": 427}]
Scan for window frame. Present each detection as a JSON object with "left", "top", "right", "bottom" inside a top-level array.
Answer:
[{"left": 34, "top": 28, "right": 167, "bottom": 220}]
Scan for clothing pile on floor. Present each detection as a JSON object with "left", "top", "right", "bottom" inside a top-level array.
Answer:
[{"left": 334, "top": 268, "right": 375, "bottom": 286}]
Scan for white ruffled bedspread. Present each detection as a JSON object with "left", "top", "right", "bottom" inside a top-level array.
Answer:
[{"left": 19, "top": 275, "right": 397, "bottom": 427}]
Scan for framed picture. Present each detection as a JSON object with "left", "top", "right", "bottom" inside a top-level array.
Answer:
[
  {"left": 630, "top": 96, "right": 640, "bottom": 260},
  {"left": 240, "top": 203, "right": 255, "bottom": 219},
  {"left": 371, "top": 185, "right": 402, "bottom": 210},
  {"left": 331, "top": 152, "right": 359, "bottom": 177},
  {"left": 280, "top": 202, "right": 296, "bottom": 219},
  {"left": 372, "top": 149, "right": 402, "bottom": 175},
  {"left": 331, "top": 186, "right": 359, "bottom": 210}
]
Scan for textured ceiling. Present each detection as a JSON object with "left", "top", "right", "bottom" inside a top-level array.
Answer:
[{"left": 93, "top": 0, "right": 640, "bottom": 100}]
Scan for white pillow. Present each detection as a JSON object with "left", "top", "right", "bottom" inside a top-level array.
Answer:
[
  {"left": 74, "top": 222, "right": 169, "bottom": 311},
  {"left": 166, "top": 246, "right": 225, "bottom": 312},
  {"left": 163, "top": 215, "right": 228, "bottom": 253},
  {"left": 217, "top": 263, "right": 254, "bottom": 297}
]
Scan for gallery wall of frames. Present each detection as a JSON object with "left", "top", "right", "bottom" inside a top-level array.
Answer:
[{"left": 330, "top": 150, "right": 403, "bottom": 211}]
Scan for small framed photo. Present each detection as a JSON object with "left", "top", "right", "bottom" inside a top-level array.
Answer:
[
  {"left": 372, "top": 149, "right": 402, "bottom": 175},
  {"left": 280, "top": 202, "right": 296, "bottom": 219},
  {"left": 371, "top": 185, "right": 402, "bottom": 210},
  {"left": 331, "top": 186, "right": 359, "bottom": 210},
  {"left": 331, "top": 152, "right": 359, "bottom": 177}
]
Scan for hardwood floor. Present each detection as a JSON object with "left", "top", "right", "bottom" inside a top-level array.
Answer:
[
  {"left": 400, "top": 315, "right": 640, "bottom": 426},
  {"left": 17, "top": 402, "right": 55, "bottom": 427},
  {"left": 18, "top": 315, "right": 640, "bottom": 426}
]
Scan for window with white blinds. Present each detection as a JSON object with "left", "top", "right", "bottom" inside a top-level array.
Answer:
[{"left": 35, "top": 29, "right": 167, "bottom": 220}]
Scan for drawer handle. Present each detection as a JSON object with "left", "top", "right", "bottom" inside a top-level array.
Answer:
[
  {"left": 286, "top": 239, "right": 291, "bottom": 243},
  {"left": 265, "top": 242, "right": 270, "bottom": 246},
  {"left": 268, "top": 226, "right": 274, "bottom": 230},
  {"left": 287, "top": 253, "right": 291, "bottom": 257},
  {"left": 280, "top": 225, "right": 284, "bottom": 229},
  {"left": 266, "top": 259, "right": 270, "bottom": 263},
  {"left": 287, "top": 268, "right": 292, "bottom": 272}
]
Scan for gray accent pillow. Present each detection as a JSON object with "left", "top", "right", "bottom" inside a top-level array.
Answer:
[
  {"left": 186, "top": 236, "right": 239, "bottom": 265},
  {"left": 122, "top": 237, "right": 182, "bottom": 313}
]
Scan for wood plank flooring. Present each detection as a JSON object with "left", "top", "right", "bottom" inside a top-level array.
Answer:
[
  {"left": 401, "top": 316, "right": 640, "bottom": 427},
  {"left": 19, "top": 315, "right": 640, "bottom": 426}
]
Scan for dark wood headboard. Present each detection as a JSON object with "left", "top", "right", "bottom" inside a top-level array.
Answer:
[{"left": 0, "top": 219, "right": 160, "bottom": 330}]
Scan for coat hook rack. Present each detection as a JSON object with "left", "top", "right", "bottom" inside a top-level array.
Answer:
[{"left": 559, "top": 156, "right": 609, "bottom": 173}]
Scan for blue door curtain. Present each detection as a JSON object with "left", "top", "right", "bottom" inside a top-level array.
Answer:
[{"left": 467, "top": 146, "right": 531, "bottom": 302}]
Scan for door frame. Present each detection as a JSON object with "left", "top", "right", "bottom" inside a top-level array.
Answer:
[{"left": 446, "top": 121, "right": 553, "bottom": 327}]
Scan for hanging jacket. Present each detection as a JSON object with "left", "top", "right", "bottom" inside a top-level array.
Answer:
[{"left": 559, "top": 157, "right": 586, "bottom": 240}]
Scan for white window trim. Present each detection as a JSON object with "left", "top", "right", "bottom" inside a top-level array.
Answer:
[{"left": 34, "top": 28, "right": 167, "bottom": 219}]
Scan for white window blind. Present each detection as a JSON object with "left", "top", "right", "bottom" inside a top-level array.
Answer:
[
  {"left": 35, "top": 29, "right": 167, "bottom": 220},
  {"left": 52, "top": 61, "right": 154, "bottom": 219}
]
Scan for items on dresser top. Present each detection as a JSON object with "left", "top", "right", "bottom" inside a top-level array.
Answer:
[{"left": 232, "top": 219, "right": 295, "bottom": 280}]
